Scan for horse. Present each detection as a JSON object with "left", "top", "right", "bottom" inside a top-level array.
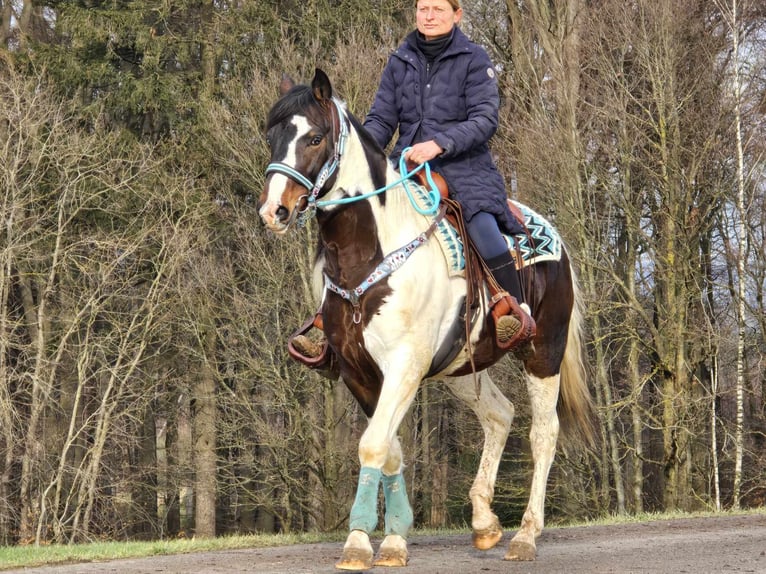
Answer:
[{"left": 258, "top": 68, "right": 593, "bottom": 569}]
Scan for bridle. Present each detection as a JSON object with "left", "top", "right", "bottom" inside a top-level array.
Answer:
[{"left": 264, "top": 98, "right": 349, "bottom": 226}]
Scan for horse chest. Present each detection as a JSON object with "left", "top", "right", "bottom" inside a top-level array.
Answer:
[
  {"left": 321, "top": 293, "right": 386, "bottom": 417},
  {"left": 317, "top": 207, "right": 409, "bottom": 414}
]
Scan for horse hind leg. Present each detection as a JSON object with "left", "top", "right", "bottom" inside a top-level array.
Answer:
[
  {"left": 444, "top": 372, "right": 514, "bottom": 551},
  {"left": 505, "top": 372, "right": 560, "bottom": 561}
]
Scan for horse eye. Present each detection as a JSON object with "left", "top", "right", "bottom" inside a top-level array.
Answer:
[{"left": 310, "top": 135, "right": 323, "bottom": 146}]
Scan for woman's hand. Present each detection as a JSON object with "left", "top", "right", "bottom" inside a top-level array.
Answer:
[{"left": 404, "top": 140, "right": 443, "bottom": 164}]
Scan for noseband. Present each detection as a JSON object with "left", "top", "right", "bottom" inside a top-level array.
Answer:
[{"left": 264, "top": 98, "right": 349, "bottom": 225}]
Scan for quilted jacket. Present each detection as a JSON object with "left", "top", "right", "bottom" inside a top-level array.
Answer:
[{"left": 364, "top": 27, "right": 522, "bottom": 234}]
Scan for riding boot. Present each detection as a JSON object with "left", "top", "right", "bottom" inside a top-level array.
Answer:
[
  {"left": 486, "top": 252, "right": 535, "bottom": 358},
  {"left": 290, "top": 326, "right": 339, "bottom": 380},
  {"left": 292, "top": 333, "right": 325, "bottom": 358},
  {"left": 288, "top": 314, "right": 338, "bottom": 379}
]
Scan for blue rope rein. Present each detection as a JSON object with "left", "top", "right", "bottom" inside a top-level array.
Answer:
[{"left": 314, "top": 148, "right": 441, "bottom": 216}]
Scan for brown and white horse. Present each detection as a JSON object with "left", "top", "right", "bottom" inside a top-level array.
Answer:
[{"left": 258, "top": 69, "right": 593, "bottom": 569}]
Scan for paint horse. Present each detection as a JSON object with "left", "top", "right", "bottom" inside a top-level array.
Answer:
[{"left": 258, "top": 69, "right": 592, "bottom": 569}]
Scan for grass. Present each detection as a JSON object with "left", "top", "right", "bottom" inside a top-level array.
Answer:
[
  {"left": 0, "top": 531, "right": 345, "bottom": 571},
  {"left": 1, "top": 509, "right": 763, "bottom": 570},
  {"left": 556, "top": 506, "right": 766, "bottom": 528}
]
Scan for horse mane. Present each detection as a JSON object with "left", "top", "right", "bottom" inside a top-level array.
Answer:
[
  {"left": 266, "top": 84, "right": 322, "bottom": 131},
  {"left": 347, "top": 114, "right": 390, "bottom": 192},
  {"left": 267, "top": 83, "right": 386, "bottom": 159},
  {"left": 347, "top": 114, "right": 384, "bottom": 156}
]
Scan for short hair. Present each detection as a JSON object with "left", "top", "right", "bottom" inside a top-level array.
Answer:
[{"left": 417, "top": 0, "right": 461, "bottom": 10}]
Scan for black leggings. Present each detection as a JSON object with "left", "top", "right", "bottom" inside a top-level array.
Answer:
[{"left": 466, "top": 211, "right": 508, "bottom": 260}]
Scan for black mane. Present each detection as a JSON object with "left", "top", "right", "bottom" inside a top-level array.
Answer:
[{"left": 266, "top": 84, "right": 319, "bottom": 131}]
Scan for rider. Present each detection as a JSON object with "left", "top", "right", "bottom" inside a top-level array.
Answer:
[{"left": 294, "top": 0, "right": 534, "bottom": 358}]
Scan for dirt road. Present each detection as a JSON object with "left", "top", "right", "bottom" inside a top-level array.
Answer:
[{"left": 7, "top": 514, "right": 766, "bottom": 574}]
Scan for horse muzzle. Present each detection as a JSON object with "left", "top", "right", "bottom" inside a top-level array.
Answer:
[
  {"left": 259, "top": 193, "right": 311, "bottom": 233},
  {"left": 258, "top": 200, "right": 291, "bottom": 234}
]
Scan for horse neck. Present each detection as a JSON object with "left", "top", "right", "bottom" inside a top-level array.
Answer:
[
  {"left": 316, "top": 129, "right": 430, "bottom": 282},
  {"left": 336, "top": 129, "right": 430, "bottom": 250}
]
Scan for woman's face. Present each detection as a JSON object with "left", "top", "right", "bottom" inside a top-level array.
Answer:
[{"left": 416, "top": 0, "right": 462, "bottom": 40}]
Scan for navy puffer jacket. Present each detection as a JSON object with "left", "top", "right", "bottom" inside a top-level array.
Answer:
[{"left": 364, "top": 27, "right": 522, "bottom": 235}]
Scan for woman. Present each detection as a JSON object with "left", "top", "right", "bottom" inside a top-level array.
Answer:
[{"left": 363, "top": 0, "right": 533, "bottom": 346}]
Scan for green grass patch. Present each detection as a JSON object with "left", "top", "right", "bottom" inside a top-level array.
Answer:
[
  {"left": 0, "top": 531, "right": 344, "bottom": 570},
  {"left": 546, "top": 506, "right": 766, "bottom": 528}
]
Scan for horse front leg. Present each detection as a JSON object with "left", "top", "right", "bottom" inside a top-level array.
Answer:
[
  {"left": 372, "top": 435, "right": 413, "bottom": 567},
  {"left": 336, "top": 364, "right": 422, "bottom": 571},
  {"left": 505, "top": 373, "right": 560, "bottom": 561},
  {"left": 445, "top": 372, "right": 514, "bottom": 551}
]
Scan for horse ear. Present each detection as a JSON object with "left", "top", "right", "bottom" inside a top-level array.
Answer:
[
  {"left": 311, "top": 68, "right": 333, "bottom": 102},
  {"left": 279, "top": 73, "right": 295, "bottom": 96}
]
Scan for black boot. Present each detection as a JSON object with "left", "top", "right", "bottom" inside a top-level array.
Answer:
[{"left": 485, "top": 252, "right": 535, "bottom": 357}]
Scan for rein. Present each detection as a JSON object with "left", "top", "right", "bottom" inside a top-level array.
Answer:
[{"left": 315, "top": 155, "right": 441, "bottom": 216}]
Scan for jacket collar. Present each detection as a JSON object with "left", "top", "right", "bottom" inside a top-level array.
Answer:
[{"left": 400, "top": 26, "right": 471, "bottom": 63}]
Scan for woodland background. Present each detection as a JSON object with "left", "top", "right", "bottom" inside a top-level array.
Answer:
[{"left": 0, "top": 0, "right": 764, "bottom": 546}]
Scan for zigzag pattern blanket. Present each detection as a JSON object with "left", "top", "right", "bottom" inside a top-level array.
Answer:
[{"left": 411, "top": 185, "right": 562, "bottom": 275}]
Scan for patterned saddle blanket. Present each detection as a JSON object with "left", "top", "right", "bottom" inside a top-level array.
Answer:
[{"left": 412, "top": 185, "right": 562, "bottom": 275}]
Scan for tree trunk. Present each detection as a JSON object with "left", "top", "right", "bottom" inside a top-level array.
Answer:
[
  {"left": 728, "top": 0, "right": 746, "bottom": 510},
  {"left": 156, "top": 414, "right": 169, "bottom": 533},
  {"left": 194, "top": 327, "right": 218, "bottom": 538},
  {"left": 177, "top": 391, "right": 194, "bottom": 537},
  {"left": 17, "top": 272, "right": 48, "bottom": 543}
]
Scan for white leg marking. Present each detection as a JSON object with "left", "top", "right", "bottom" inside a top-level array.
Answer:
[
  {"left": 357, "top": 349, "right": 425, "bottom": 469},
  {"left": 511, "top": 373, "right": 560, "bottom": 552},
  {"left": 445, "top": 373, "right": 513, "bottom": 537}
]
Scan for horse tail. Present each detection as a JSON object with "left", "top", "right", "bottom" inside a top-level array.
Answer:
[{"left": 557, "top": 268, "right": 597, "bottom": 448}]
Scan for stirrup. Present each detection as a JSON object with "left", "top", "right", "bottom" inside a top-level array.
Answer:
[
  {"left": 490, "top": 294, "right": 536, "bottom": 351},
  {"left": 288, "top": 314, "right": 330, "bottom": 368}
]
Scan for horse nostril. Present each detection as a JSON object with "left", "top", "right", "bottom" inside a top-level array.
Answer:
[{"left": 276, "top": 205, "right": 289, "bottom": 221}]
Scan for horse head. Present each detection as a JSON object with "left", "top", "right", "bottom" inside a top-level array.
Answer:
[{"left": 259, "top": 68, "right": 342, "bottom": 233}]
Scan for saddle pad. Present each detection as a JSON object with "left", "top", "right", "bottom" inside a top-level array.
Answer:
[
  {"left": 504, "top": 200, "right": 562, "bottom": 267},
  {"left": 411, "top": 184, "right": 465, "bottom": 276},
  {"left": 411, "top": 185, "right": 561, "bottom": 274}
]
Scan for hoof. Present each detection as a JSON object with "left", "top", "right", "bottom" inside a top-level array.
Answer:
[
  {"left": 336, "top": 547, "right": 374, "bottom": 571},
  {"left": 373, "top": 549, "right": 408, "bottom": 567},
  {"left": 472, "top": 526, "right": 503, "bottom": 550},
  {"left": 374, "top": 534, "right": 408, "bottom": 567},
  {"left": 504, "top": 540, "right": 536, "bottom": 561}
]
